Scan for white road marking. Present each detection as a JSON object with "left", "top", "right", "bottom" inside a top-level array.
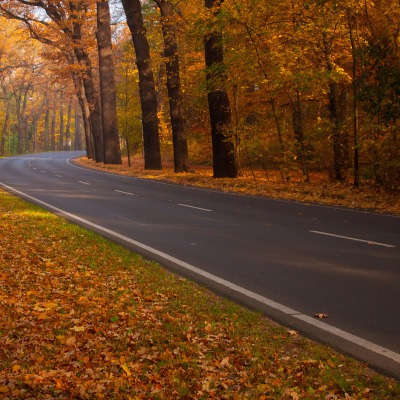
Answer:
[
  {"left": 78, "top": 181, "right": 90, "bottom": 185},
  {"left": 178, "top": 203, "right": 212, "bottom": 212},
  {"left": 65, "top": 157, "right": 400, "bottom": 220},
  {"left": 1, "top": 181, "right": 400, "bottom": 366},
  {"left": 41, "top": 171, "right": 46, "bottom": 173},
  {"left": 55, "top": 175, "right": 63, "bottom": 178},
  {"left": 310, "top": 230, "right": 396, "bottom": 248},
  {"left": 115, "top": 190, "right": 137, "bottom": 196}
]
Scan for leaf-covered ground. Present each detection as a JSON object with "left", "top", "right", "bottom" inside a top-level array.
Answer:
[
  {"left": 1, "top": 189, "right": 400, "bottom": 399},
  {"left": 76, "top": 157, "right": 400, "bottom": 216}
]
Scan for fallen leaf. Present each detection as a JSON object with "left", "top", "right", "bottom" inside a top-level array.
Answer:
[
  {"left": 70, "top": 326, "right": 85, "bottom": 332},
  {"left": 66, "top": 336, "right": 76, "bottom": 346},
  {"left": 121, "top": 363, "right": 131, "bottom": 377},
  {"left": 314, "top": 313, "right": 329, "bottom": 319}
]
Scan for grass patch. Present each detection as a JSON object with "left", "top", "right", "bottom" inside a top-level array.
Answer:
[{"left": 0, "top": 189, "right": 399, "bottom": 399}]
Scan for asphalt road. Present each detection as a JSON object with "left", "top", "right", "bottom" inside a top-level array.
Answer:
[{"left": 1, "top": 151, "right": 399, "bottom": 379}]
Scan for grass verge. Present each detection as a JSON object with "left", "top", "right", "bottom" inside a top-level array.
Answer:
[{"left": 0, "top": 189, "right": 399, "bottom": 399}]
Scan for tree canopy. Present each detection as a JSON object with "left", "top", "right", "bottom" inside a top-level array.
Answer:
[{"left": 0, "top": 0, "right": 399, "bottom": 187}]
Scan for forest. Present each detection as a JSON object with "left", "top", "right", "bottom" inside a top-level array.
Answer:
[{"left": 0, "top": 0, "right": 399, "bottom": 190}]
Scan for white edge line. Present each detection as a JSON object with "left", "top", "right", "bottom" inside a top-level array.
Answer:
[
  {"left": 178, "top": 203, "right": 212, "bottom": 212},
  {"left": 2, "top": 181, "right": 400, "bottom": 366},
  {"left": 78, "top": 181, "right": 90, "bottom": 185},
  {"left": 310, "top": 230, "right": 396, "bottom": 248}
]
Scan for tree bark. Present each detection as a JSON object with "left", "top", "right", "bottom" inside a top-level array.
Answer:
[
  {"left": 1, "top": 99, "right": 10, "bottom": 157},
  {"left": 204, "top": 0, "right": 237, "bottom": 178},
  {"left": 75, "top": 105, "right": 83, "bottom": 151},
  {"left": 43, "top": 98, "right": 50, "bottom": 152},
  {"left": 69, "top": 1, "right": 104, "bottom": 162},
  {"left": 323, "top": 32, "right": 347, "bottom": 181},
  {"left": 51, "top": 98, "right": 57, "bottom": 151},
  {"left": 96, "top": 0, "right": 122, "bottom": 164},
  {"left": 65, "top": 97, "right": 73, "bottom": 151},
  {"left": 155, "top": 0, "right": 188, "bottom": 172},
  {"left": 121, "top": 0, "right": 162, "bottom": 170},
  {"left": 59, "top": 94, "right": 64, "bottom": 151}
]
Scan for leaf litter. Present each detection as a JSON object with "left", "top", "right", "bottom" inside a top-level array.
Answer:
[{"left": 1, "top": 190, "right": 399, "bottom": 399}]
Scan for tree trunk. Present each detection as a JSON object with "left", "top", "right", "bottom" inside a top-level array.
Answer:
[
  {"left": 44, "top": 98, "right": 50, "bottom": 152},
  {"left": 75, "top": 105, "right": 83, "bottom": 151},
  {"left": 323, "top": 32, "right": 346, "bottom": 181},
  {"left": 1, "top": 86, "right": 10, "bottom": 157},
  {"left": 69, "top": 1, "right": 104, "bottom": 162},
  {"left": 1, "top": 100, "right": 10, "bottom": 157},
  {"left": 51, "top": 102, "right": 57, "bottom": 151},
  {"left": 59, "top": 95, "right": 64, "bottom": 151},
  {"left": 121, "top": 0, "right": 162, "bottom": 170},
  {"left": 292, "top": 91, "right": 309, "bottom": 182},
  {"left": 96, "top": 0, "right": 122, "bottom": 164},
  {"left": 348, "top": 10, "right": 360, "bottom": 187},
  {"left": 15, "top": 87, "right": 29, "bottom": 154},
  {"left": 204, "top": 0, "right": 237, "bottom": 178},
  {"left": 156, "top": 0, "right": 188, "bottom": 172},
  {"left": 66, "top": 51, "right": 94, "bottom": 158},
  {"left": 65, "top": 97, "right": 73, "bottom": 151}
]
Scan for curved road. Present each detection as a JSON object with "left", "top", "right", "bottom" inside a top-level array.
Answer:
[{"left": 1, "top": 152, "right": 399, "bottom": 378}]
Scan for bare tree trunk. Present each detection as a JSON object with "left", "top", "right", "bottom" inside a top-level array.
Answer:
[
  {"left": 96, "top": 0, "right": 122, "bottom": 164},
  {"left": 121, "top": 0, "right": 162, "bottom": 170},
  {"left": 204, "top": 0, "right": 237, "bottom": 178},
  {"left": 155, "top": 0, "right": 188, "bottom": 172}
]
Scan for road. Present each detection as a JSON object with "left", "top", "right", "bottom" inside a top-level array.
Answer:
[{"left": 1, "top": 151, "right": 399, "bottom": 378}]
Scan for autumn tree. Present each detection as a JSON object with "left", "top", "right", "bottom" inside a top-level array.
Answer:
[
  {"left": 96, "top": 0, "right": 122, "bottom": 164},
  {"left": 204, "top": 0, "right": 237, "bottom": 178},
  {"left": 121, "top": 0, "right": 162, "bottom": 170},
  {"left": 153, "top": 0, "right": 188, "bottom": 172},
  {"left": 0, "top": 0, "right": 105, "bottom": 162}
]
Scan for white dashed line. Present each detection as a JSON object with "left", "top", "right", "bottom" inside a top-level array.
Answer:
[
  {"left": 309, "top": 230, "right": 396, "bottom": 248},
  {"left": 178, "top": 203, "right": 212, "bottom": 212},
  {"left": 115, "top": 190, "right": 137, "bottom": 196}
]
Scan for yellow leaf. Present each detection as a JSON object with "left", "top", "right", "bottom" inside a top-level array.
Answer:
[
  {"left": 56, "top": 335, "right": 66, "bottom": 343},
  {"left": 12, "top": 365, "right": 21, "bottom": 372},
  {"left": 121, "top": 363, "right": 131, "bottom": 377},
  {"left": 70, "top": 326, "right": 85, "bottom": 332},
  {"left": 0, "top": 386, "right": 9, "bottom": 393}
]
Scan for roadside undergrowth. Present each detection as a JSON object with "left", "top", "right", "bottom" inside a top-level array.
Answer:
[{"left": 1, "top": 190, "right": 399, "bottom": 398}]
